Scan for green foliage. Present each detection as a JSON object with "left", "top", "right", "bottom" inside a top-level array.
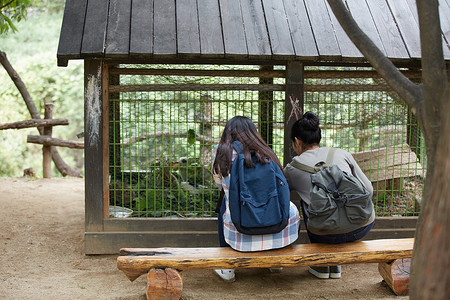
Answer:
[
  {"left": 0, "top": 9, "right": 84, "bottom": 177},
  {"left": 186, "top": 129, "right": 196, "bottom": 145},
  {"left": 32, "top": 0, "right": 65, "bottom": 14},
  {"left": 110, "top": 156, "right": 219, "bottom": 218},
  {"left": 0, "top": 0, "right": 65, "bottom": 34},
  {"left": 0, "top": 0, "right": 33, "bottom": 34}
]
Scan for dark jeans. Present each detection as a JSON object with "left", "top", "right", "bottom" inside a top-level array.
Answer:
[
  {"left": 217, "top": 198, "right": 230, "bottom": 247},
  {"left": 301, "top": 201, "right": 374, "bottom": 244}
]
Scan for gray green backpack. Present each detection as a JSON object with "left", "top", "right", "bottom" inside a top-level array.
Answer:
[{"left": 290, "top": 148, "right": 373, "bottom": 235}]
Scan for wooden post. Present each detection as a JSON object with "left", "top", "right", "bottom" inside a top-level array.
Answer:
[
  {"left": 84, "top": 59, "right": 105, "bottom": 241},
  {"left": 378, "top": 258, "right": 411, "bottom": 296},
  {"left": 259, "top": 65, "right": 274, "bottom": 146},
  {"left": 109, "top": 67, "right": 121, "bottom": 180},
  {"left": 199, "top": 94, "right": 212, "bottom": 165},
  {"left": 43, "top": 103, "right": 54, "bottom": 178},
  {"left": 147, "top": 268, "right": 183, "bottom": 300},
  {"left": 284, "top": 62, "right": 304, "bottom": 166},
  {"left": 407, "top": 76, "right": 422, "bottom": 162}
]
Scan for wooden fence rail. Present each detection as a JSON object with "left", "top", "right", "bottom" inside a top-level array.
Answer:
[
  {"left": 0, "top": 103, "right": 83, "bottom": 178},
  {"left": 27, "top": 135, "right": 84, "bottom": 149},
  {"left": 0, "top": 118, "right": 69, "bottom": 130}
]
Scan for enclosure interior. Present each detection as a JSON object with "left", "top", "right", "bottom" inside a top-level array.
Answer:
[{"left": 107, "top": 64, "right": 424, "bottom": 220}]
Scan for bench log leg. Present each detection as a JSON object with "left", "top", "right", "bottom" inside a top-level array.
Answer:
[
  {"left": 147, "top": 268, "right": 183, "bottom": 300},
  {"left": 378, "top": 258, "right": 411, "bottom": 296}
]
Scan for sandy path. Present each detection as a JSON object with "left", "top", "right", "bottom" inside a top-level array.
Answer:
[{"left": 0, "top": 177, "right": 405, "bottom": 299}]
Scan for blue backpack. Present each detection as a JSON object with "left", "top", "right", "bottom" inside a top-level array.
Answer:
[{"left": 228, "top": 141, "right": 290, "bottom": 235}]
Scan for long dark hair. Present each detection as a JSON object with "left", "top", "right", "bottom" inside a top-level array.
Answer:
[
  {"left": 213, "top": 116, "right": 282, "bottom": 177},
  {"left": 290, "top": 111, "right": 322, "bottom": 147}
]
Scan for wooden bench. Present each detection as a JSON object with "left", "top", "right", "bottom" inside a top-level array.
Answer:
[{"left": 117, "top": 238, "right": 414, "bottom": 299}]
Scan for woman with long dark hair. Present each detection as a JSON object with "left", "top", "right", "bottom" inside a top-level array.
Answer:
[
  {"left": 284, "top": 111, "right": 375, "bottom": 280},
  {"left": 212, "top": 116, "right": 301, "bottom": 282}
]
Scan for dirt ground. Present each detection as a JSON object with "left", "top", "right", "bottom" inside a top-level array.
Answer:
[{"left": 0, "top": 177, "right": 408, "bottom": 300}]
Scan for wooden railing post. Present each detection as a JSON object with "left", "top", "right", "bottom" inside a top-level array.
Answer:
[
  {"left": 43, "top": 103, "right": 54, "bottom": 178},
  {"left": 284, "top": 62, "right": 304, "bottom": 165}
]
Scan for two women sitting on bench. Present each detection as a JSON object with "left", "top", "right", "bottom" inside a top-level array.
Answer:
[{"left": 213, "top": 113, "right": 374, "bottom": 281}]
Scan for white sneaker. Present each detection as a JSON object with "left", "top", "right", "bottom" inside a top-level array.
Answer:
[
  {"left": 268, "top": 267, "right": 283, "bottom": 273},
  {"left": 330, "top": 265, "right": 341, "bottom": 279},
  {"left": 309, "top": 266, "right": 330, "bottom": 279},
  {"left": 214, "top": 269, "right": 235, "bottom": 282}
]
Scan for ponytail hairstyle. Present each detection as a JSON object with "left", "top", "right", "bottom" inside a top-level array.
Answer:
[
  {"left": 213, "top": 116, "right": 283, "bottom": 177},
  {"left": 290, "top": 111, "right": 321, "bottom": 148}
]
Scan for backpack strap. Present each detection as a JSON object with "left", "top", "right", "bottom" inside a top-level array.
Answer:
[
  {"left": 290, "top": 148, "right": 336, "bottom": 174},
  {"left": 325, "top": 147, "right": 336, "bottom": 167},
  {"left": 290, "top": 160, "right": 317, "bottom": 174},
  {"left": 232, "top": 140, "right": 244, "bottom": 154}
]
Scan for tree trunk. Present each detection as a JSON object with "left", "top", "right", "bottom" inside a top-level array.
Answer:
[
  {"left": 325, "top": 1, "right": 423, "bottom": 111},
  {"left": 410, "top": 77, "right": 450, "bottom": 299},
  {"left": 326, "top": 1, "right": 449, "bottom": 298},
  {"left": 410, "top": 1, "right": 449, "bottom": 298},
  {"left": 0, "top": 50, "right": 82, "bottom": 177}
]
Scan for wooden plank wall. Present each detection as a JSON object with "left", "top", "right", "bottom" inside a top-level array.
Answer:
[
  {"left": 81, "top": 0, "right": 109, "bottom": 57},
  {"left": 240, "top": 0, "right": 271, "bottom": 59},
  {"left": 220, "top": 0, "right": 247, "bottom": 58},
  {"left": 153, "top": 0, "right": 176, "bottom": 57},
  {"left": 198, "top": 0, "right": 224, "bottom": 58},
  {"left": 365, "top": 0, "right": 410, "bottom": 59},
  {"left": 354, "top": 144, "right": 424, "bottom": 182},
  {"left": 305, "top": 0, "right": 341, "bottom": 60},
  {"left": 57, "top": 0, "right": 450, "bottom": 65},
  {"left": 105, "top": 0, "right": 131, "bottom": 57},
  {"left": 386, "top": 0, "right": 422, "bottom": 59},
  {"left": 56, "top": 0, "right": 88, "bottom": 66},
  {"left": 262, "top": 0, "right": 295, "bottom": 59},
  {"left": 177, "top": 0, "right": 200, "bottom": 57},
  {"left": 130, "top": 0, "right": 154, "bottom": 57},
  {"left": 86, "top": 217, "right": 417, "bottom": 254}
]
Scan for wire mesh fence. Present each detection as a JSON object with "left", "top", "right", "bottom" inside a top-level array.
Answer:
[
  {"left": 108, "top": 64, "right": 424, "bottom": 219},
  {"left": 304, "top": 68, "right": 424, "bottom": 217}
]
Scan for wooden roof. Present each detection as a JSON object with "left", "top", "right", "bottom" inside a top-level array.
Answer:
[{"left": 57, "top": 0, "right": 450, "bottom": 67}]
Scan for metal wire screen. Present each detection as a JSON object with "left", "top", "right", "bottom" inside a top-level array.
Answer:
[
  {"left": 108, "top": 64, "right": 424, "bottom": 219},
  {"left": 304, "top": 67, "right": 424, "bottom": 217},
  {"left": 108, "top": 64, "right": 286, "bottom": 218}
]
